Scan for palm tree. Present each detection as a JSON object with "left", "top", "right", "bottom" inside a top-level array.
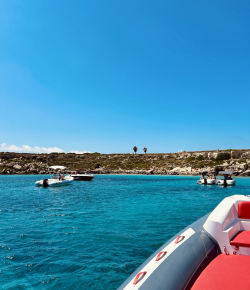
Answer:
[
  {"left": 133, "top": 146, "right": 138, "bottom": 154},
  {"left": 143, "top": 147, "right": 147, "bottom": 154}
]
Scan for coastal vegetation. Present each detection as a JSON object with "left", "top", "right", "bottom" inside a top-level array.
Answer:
[
  {"left": 133, "top": 146, "right": 138, "bottom": 154},
  {"left": 1, "top": 149, "right": 250, "bottom": 176}
]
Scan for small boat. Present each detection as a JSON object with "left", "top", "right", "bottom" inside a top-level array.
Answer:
[
  {"left": 117, "top": 195, "right": 250, "bottom": 290},
  {"left": 71, "top": 171, "right": 95, "bottom": 181},
  {"left": 216, "top": 171, "right": 236, "bottom": 186},
  {"left": 35, "top": 166, "right": 74, "bottom": 187},
  {"left": 197, "top": 172, "right": 215, "bottom": 184}
]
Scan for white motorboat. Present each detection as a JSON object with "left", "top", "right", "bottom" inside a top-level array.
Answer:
[
  {"left": 197, "top": 172, "right": 217, "bottom": 185},
  {"left": 216, "top": 171, "right": 236, "bottom": 186},
  {"left": 35, "top": 166, "right": 74, "bottom": 187},
  {"left": 71, "top": 173, "right": 95, "bottom": 181}
]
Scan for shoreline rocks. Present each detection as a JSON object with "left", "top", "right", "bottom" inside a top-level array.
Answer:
[{"left": 1, "top": 150, "right": 250, "bottom": 176}]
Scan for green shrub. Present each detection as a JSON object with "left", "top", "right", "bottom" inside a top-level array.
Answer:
[
  {"left": 215, "top": 153, "right": 230, "bottom": 161},
  {"left": 207, "top": 161, "right": 215, "bottom": 167},
  {"left": 196, "top": 155, "right": 204, "bottom": 161},
  {"left": 186, "top": 157, "right": 196, "bottom": 162},
  {"left": 215, "top": 160, "right": 224, "bottom": 165},
  {"left": 137, "top": 163, "right": 146, "bottom": 169},
  {"left": 198, "top": 163, "right": 205, "bottom": 168}
]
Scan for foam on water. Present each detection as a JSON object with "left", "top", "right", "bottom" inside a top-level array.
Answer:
[{"left": 1, "top": 175, "right": 250, "bottom": 289}]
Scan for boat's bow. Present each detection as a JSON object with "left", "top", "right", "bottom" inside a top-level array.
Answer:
[
  {"left": 118, "top": 194, "right": 250, "bottom": 290},
  {"left": 117, "top": 214, "right": 220, "bottom": 290}
]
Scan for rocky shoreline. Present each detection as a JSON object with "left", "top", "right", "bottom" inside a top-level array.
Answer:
[{"left": 1, "top": 150, "right": 250, "bottom": 176}]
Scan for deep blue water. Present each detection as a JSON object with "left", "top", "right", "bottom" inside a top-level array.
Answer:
[{"left": 1, "top": 175, "right": 250, "bottom": 289}]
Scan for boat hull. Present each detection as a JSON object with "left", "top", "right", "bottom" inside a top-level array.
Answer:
[
  {"left": 197, "top": 179, "right": 207, "bottom": 184},
  {"left": 216, "top": 179, "right": 236, "bottom": 186},
  {"left": 35, "top": 177, "right": 74, "bottom": 187},
  {"left": 71, "top": 174, "right": 94, "bottom": 181},
  {"left": 118, "top": 195, "right": 250, "bottom": 290},
  {"left": 117, "top": 214, "right": 220, "bottom": 290},
  {"left": 49, "top": 179, "right": 74, "bottom": 186},
  {"left": 207, "top": 179, "right": 216, "bottom": 185}
]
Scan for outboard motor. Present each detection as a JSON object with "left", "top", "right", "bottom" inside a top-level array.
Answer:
[
  {"left": 202, "top": 172, "right": 207, "bottom": 185},
  {"left": 43, "top": 179, "right": 49, "bottom": 187},
  {"left": 223, "top": 179, "right": 227, "bottom": 187}
]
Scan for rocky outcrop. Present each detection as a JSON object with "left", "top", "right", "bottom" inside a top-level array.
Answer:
[
  {"left": 240, "top": 170, "right": 250, "bottom": 176},
  {"left": 237, "top": 163, "right": 248, "bottom": 171},
  {"left": 13, "top": 164, "right": 22, "bottom": 170},
  {"left": 231, "top": 151, "right": 242, "bottom": 158},
  {"left": 1, "top": 149, "right": 250, "bottom": 176}
]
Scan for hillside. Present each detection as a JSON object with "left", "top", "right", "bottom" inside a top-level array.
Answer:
[{"left": 1, "top": 149, "right": 250, "bottom": 176}]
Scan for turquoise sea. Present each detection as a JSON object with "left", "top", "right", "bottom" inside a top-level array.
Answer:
[{"left": 1, "top": 175, "right": 250, "bottom": 289}]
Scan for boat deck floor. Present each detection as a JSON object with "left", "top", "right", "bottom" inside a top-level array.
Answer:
[{"left": 191, "top": 254, "right": 250, "bottom": 290}]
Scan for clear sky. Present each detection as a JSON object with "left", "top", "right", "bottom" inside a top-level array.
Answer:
[{"left": 0, "top": 0, "right": 250, "bottom": 154}]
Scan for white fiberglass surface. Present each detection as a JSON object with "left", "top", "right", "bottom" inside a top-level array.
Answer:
[{"left": 204, "top": 195, "right": 250, "bottom": 255}]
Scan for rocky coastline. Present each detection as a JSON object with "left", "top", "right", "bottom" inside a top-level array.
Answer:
[{"left": 1, "top": 150, "right": 250, "bottom": 176}]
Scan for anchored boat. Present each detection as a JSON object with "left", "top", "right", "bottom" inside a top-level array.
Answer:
[
  {"left": 197, "top": 171, "right": 235, "bottom": 186},
  {"left": 71, "top": 171, "right": 95, "bottom": 181},
  {"left": 35, "top": 166, "right": 74, "bottom": 187},
  {"left": 197, "top": 172, "right": 216, "bottom": 184},
  {"left": 118, "top": 195, "right": 250, "bottom": 290},
  {"left": 216, "top": 171, "right": 236, "bottom": 186},
  {"left": 197, "top": 172, "right": 208, "bottom": 184}
]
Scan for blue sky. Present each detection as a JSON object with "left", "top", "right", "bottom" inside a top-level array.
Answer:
[{"left": 0, "top": 0, "right": 250, "bottom": 154}]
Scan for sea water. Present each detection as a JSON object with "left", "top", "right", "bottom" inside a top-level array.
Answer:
[{"left": 1, "top": 175, "right": 250, "bottom": 289}]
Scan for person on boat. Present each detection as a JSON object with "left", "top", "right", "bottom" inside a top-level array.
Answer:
[
  {"left": 61, "top": 174, "right": 65, "bottom": 180},
  {"left": 224, "top": 174, "right": 228, "bottom": 180}
]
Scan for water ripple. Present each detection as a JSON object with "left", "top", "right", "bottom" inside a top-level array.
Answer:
[{"left": 0, "top": 175, "right": 249, "bottom": 289}]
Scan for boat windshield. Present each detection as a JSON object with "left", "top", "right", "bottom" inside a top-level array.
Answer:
[{"left": 53, "top": 173, "right": 61, "bottom": 179}]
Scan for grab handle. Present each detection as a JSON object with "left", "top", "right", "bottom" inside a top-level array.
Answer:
[
  {"left": 175, "top": 235, "right": 185, "bottom": 244},
  {"left": 133, "top": 271, "right": 147, "bottom": 285},
  {"left": 155, "top": 251, "right": 167, "bottom": 261}
]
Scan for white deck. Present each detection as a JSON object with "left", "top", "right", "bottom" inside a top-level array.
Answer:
[{"left": 204, "top": 195, "right": 250, "bottom": 255}]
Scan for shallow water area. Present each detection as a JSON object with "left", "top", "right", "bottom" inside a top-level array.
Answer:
[{"left": 0, "top": 175, "right": 249, "bottom": 289}]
